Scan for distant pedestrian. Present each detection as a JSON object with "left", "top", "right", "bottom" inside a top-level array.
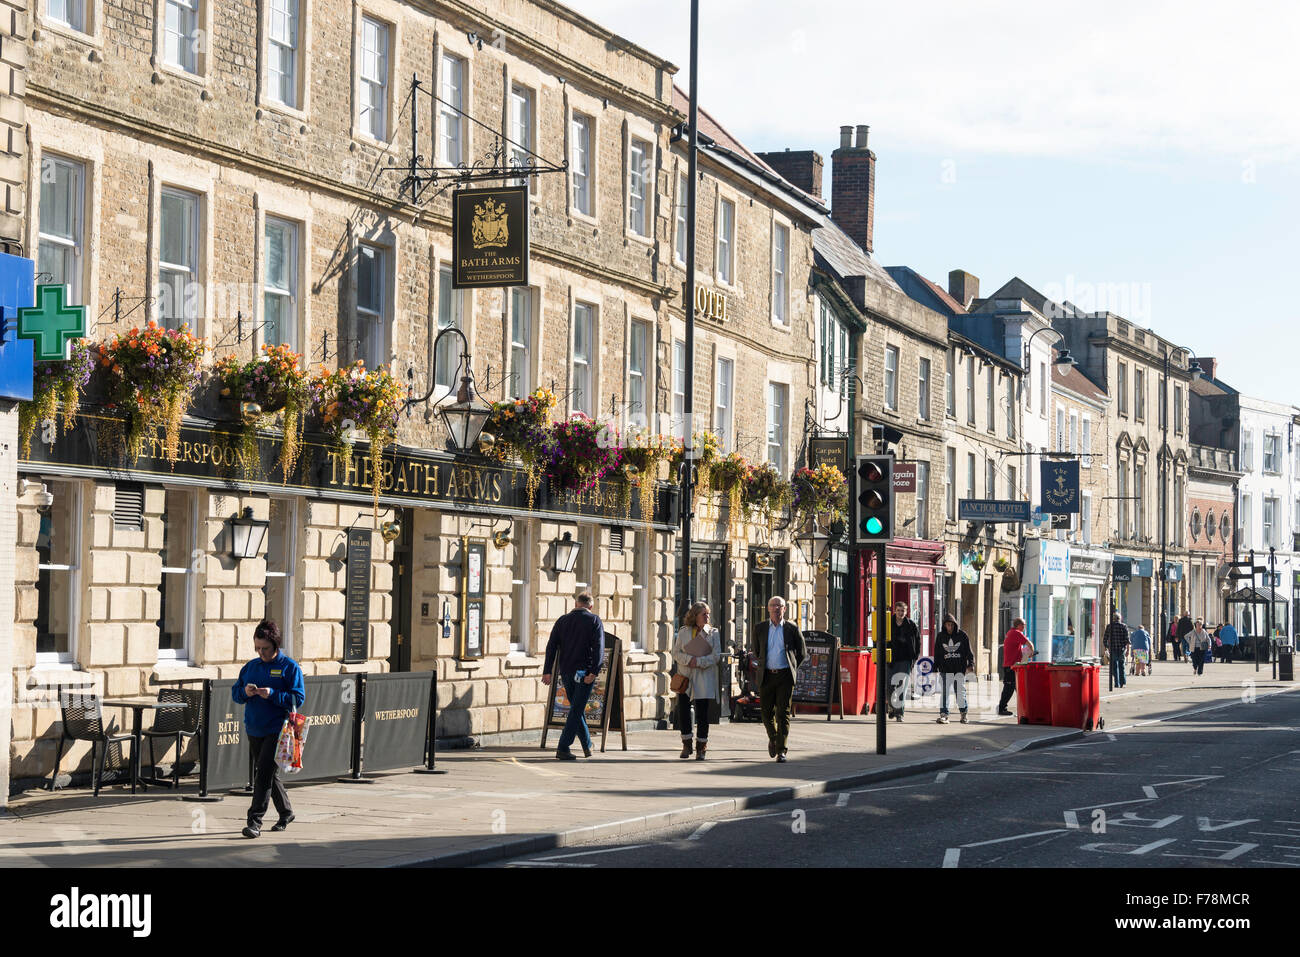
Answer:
[
  {"left": 233, "top": 619, "right": 305, "bottom": 839},
  {"left": 1190, "top": 619, "right": 1212, "bottom": 675},
  {"left": 753, "top": 596, "right": 806, "bottom": 763},
  {"left": 1104, "top": 612, "right": 1130, "bottom": 688},
  {"left": 1219, "top": 621, "right": 1238, "bottom": 662},
  {"left": 1177, "top": 611, "right": 1194, "bottom": 660},
  {"left": 543, "top": 592, "right": 605, "bottom": 761},
  {"left": 672, "top": 601, "right": 721, "bottom": 760},
  {"left": 997, "top": 618, "right": 1035, "bottom": 716},
  {"left": 888, "top": 602, "right": 920, "bottom": 722},
  {"left": 934, "top": 614, "right": 975, "bottom": 724},
  {"left": 1129, "top": 622, "right": 1151, "bottom": 676}
]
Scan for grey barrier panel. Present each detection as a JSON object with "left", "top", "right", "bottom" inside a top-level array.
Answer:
[
  {"left": 295, "top": 674, "right": 358, "bottom": 781},
  {"left": 362, "top": 673, "right": 433, "bottom": 772},
  {"left": 204, "top": 679, "right": 252, "bottom": 792}
]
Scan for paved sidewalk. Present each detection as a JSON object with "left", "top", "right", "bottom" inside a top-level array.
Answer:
[{"left": 0, "top": 664, "right": 1289, "bottom": 868}]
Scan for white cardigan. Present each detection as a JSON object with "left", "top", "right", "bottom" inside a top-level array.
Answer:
[{"left": 672, "top": 625, "right": 722, "bottom": 701}]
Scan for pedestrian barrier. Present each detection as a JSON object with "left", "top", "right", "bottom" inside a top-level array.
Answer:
[{"left": 360, "top": 672, "right": 436, "bottom": 773}]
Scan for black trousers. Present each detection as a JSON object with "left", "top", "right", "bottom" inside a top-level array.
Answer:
[
  {"left": 677, "top": 694, "right": 711, "bottom": 741},
  {"left": 997, "top": 666, "right": 1017, "bottom": 712},
  {"left": 247, "top": 733, "right": 291, "bottom": 828},
  {"left": 1192, "top": 649, "right": 1206, "bottom": 674}
]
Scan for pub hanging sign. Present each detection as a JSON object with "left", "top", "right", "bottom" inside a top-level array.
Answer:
[{"left": 452, "top": 186, "right": 529, "bottom": 289}]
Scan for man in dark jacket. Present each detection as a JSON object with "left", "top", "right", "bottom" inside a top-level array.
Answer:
[
  {"left": 543, "top": 592, "right": 605, "bottom": 760},
  {"left": 934, "top": 613, "right": 975, "bottom": 724},
  {"left": 1175, "top": 611, "right": 1193, "bottom": 662},
  {"left": 1104, "top": 612, "right": 1131, "bottom": 688},
  {"left": 888, "top": 601, "right": 920, "bottom": 721},
  {"left": 752, "top": 596, "right": 807, "bottom": 762}
]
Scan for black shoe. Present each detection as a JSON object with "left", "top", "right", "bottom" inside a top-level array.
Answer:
[
  {"left": 997, "top": 708, "right": 1013, "bottom": 716},
  {"left": 581, "top": 743, "right": 592, "bottom": 758},
  {"left": 242, "top": 825, "right": 261, "bottom": 839},
  {"left": 270, "top": 813, "right": 296, "bottom": 832},
  {"left": 768, "top": 740, "right": 777, "bottom": 758},
  {"left": 555, "top": 749, "right": 577, "bottom": 761},
  {"left": 776, "top": 753, "right": 787, "bottom": 763}
]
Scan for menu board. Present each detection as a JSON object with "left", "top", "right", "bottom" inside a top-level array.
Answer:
[
  {"left": 542, "top": 634, "right": 627, "bottom": 752},
  {"left": 794, "top": 630, "right": 841, "bottom": 711},
  {"left": 342, "top": 528, "right": 372, "bottom": 662},
  {"left": 458, "top": 538, "right": 486, "bottom": 659}
]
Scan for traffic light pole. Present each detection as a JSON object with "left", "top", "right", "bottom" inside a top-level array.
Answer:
[
  {"left": 875, "top": 542, "right": 887, "bottom": 755},
  {"left": 1270, "top": 546, "right": 1277, "bottom": 680}
]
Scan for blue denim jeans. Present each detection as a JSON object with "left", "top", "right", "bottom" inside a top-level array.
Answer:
[
  {"left": 1110, "top": 654, "right": 1126, "bottom": 687},
  {"left": 558, "top": 673, "right": 595, "bottom": 753}
]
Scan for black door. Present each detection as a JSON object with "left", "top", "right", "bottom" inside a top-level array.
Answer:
[
  {"left": 674, "top": 543, "right": 729, "bottom": 640},
  {"left": 388, "top": 509, "right": 413, "bottom": 672},
  {"left": 747, "top": 550, "right": 789, "bottom": 640}
]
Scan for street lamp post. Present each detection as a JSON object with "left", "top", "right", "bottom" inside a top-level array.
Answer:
[
  {"left": 1157, "top": 349, "right": 1202, "bottom": 660},
  {"left": 677, "top": 0, "right": 700, "bottom": 619}
]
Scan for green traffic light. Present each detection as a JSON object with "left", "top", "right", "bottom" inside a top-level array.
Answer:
[{"left": 864, "top": 517, "right": 883, "bottom": 534}]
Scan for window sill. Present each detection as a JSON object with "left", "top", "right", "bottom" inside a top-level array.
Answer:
[
  {"left": 352, "top": 130, "right": 396, "bottom": 151},
  {"left": 35, "top": 20, "right": 104, "bottom": 48},
  {"left": 341, "top": 661, "right": 385, "bottom": 673},
  {"left": 624, "top": 229, "right": 654, "bottom": 247},
  {"left": 26, "top": 666, "right": 96, "bottom": 689},
  {"left": 257, "top": 97, "right": 310, "bottom": 125},
  {"left": 149, "top": 664, "right": 214, "bottom": 684},
  {"left": 504, "top": 654, "right": 544, "bottom": 669},
  {"left": 626, "top": 651, "right": 658, "bottom": 665},
  {"left": 569, "top": 209, "right": 599, "bottom": 229},
  {"left": 154, "top": 62, "right": 209, "bottom": 88},
  {"left": 453, "top": 659, "right": 483, "bottom": 672},
  {"left": 770, "top": 317, "right": 791, "bottom": 332}
]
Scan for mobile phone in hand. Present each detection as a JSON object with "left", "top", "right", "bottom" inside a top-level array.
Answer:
[{"left": 574, "top": 670, "right": 586, "bottom": 682}]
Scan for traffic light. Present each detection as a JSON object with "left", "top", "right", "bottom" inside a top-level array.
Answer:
[{"left": 855, "top": 454, "right": 894, "bottom": 545}]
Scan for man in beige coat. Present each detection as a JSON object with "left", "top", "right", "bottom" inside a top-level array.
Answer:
[{"left": 751, "top": 596, "right": 806, "bottom": 762}]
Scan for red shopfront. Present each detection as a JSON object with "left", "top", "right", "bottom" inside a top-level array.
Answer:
[{"left": 857, "top": 539, "right": 943, "bottom": 659}]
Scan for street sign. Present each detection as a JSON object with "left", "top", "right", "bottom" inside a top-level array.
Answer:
[
  {"left": 809, "top": 437, "right": 848, "bottom": 476},
  {"left": 892, "top": 461, "right": 917, "bottom": 493},
  {"left": 958, "top": 499, "right": 1031, "bottom": 523},
  {"left": 1050, "top": 512, "right": 1071, "bottom": 529}
]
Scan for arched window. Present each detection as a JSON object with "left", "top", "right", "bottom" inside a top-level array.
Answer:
[{"left": 1205, "top": 510, "right": 1216, "bottom": 541}]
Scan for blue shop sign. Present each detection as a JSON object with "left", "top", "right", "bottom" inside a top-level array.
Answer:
[{"left": 0, "top": 252, "right": 36, "bottom": 402}]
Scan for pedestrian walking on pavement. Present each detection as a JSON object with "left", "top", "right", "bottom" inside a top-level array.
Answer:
[
  {"left": 543, "top": 592, "right": 605, "bottom": 761},
  {"left": 888, "top": 602, "right": 920, "bottom": 721},
  {"left": 1104, "top": 612, "right": 1130, "bottom": 688},
  {"left": 1176, "top": 611, "right": 1193, "bottom": 661},
  {"left": 752, "top": 596, "right": 806, "bottom": 763},
  {"left": 934, "top": 613, "right": 975, "bottom": 724},
  {"left": 1129, "top": 622, "right": 1151, "bottom": 676},
  {"left": 233, "top": 619, "right": 305, "bottom": 839},
  {"left": 1219, "top": 621, "right": 1238, "bottom": 662},
  {"left": 997, "top": 617, "right": 1034, "bottom": 715},
  {"left": 1168, "top": 619, "right": 1181, "bottom": 661},
  {"left": 1190, "top": 619, "right": 1212, "bottom": 675},
  {"left": 672, "top": 601, "right": 722, "bottom": 760}
]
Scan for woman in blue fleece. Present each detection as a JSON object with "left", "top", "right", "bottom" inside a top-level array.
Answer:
[{"left": 232, "top": 620, "right": 305, "bottom": 838}]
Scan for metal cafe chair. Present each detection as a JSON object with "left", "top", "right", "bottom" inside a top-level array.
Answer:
[
  {"left": 142, "top": 688, "right": 205, "bottom": 789},
  {"left": 50, "top": 691, "right": 134, "bottom": 797}
]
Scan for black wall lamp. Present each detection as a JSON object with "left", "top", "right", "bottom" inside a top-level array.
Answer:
[
  {"left": 551, "top": 531, "right": 581, "bottom": 574},
  {"left": 228, "top": 507, "right": 269, "bottom": 561}
]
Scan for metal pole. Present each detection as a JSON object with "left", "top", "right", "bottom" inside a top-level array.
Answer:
[
  {"left": 409, "top": 74, "right": 420, "bottom": 206},
  {"left": 678, "top": 0, "right": 699, "bottom": 616},
  {"left": 1252, "top": 549, "right": 1259, "bottom": 673},
  {"left": 875, "top": 543, "right": 887, "bottom": 755},
  {"left": 845, "top": 341, "right": 859, "bottom": 650},
  {"left": 1271, "top": 546, "right": 1277, "bottom": 680},
  {"left": 1158, "top": 353, "right": 1168, "bottom": 660}
]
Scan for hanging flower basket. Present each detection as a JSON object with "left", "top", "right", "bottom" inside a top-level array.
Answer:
[
  {"left": 99, "top": 321, "right": 206, "bottom": 465},
  {"left": 19, "top": 338, "right": 93, "bottom": 460},
  {"left": 484, "top": 387, "right": 558, "bottom": 508},
  {"left": 992, "top": 556, "right": 1010, "bottom": 573},
  {"left": 310, "top": 361, "right": 405, "bottom": 516},
  {"left": 791, "top": 463, "right": 848, "bottom": 531},
  {"left": 547, "top": 414, "right": 622, "bottom": 494},
  {"left": 213, "top": 343, "right": 311, "bottom": 482},
  {"left": 711, "top": 451, "right": 751, "bottom": 537},
  {"left": 669, "top": 430, "right": 722, "bottom": 519},
  {"left": 622, "top": 429, "right": 678, "bottom": 523},
  {"left": 743, "top": 462, "right": 793, "bottom": 533}
]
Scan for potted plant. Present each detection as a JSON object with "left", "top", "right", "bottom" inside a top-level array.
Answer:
[
  {"left": 622, "top": 428, "right": 678, "bottom": 524},
  {"left": 19, "top": 338, "right": 93, "bottom": 459},
  {"left": 547, "top": 414, "right": 622, "bottom": 494},
  {"left": 669, "top": 430, "right": 722, "bottom": 518},
  {"left": 311, "top": 361, "right": 406, "bottom": 515},
  {"left": 993, "top": 556, "right": 1010, "bottom": 573},
  {"left": 971, "top": 552, "right": 987, "bottom": 572},
  {"left": 213, "top": 343, "right": 311, "bottom": 482},
  {"left": 711, "top": 451, "right": 751, "bottom": 536},
  {"left": 743, "top": 462, "right": 793, "bottom": 533},
  {"left": 98, "top": 321, "right": 206, "bottom": 465},
  {"left": 484, "top": 387, "right": 558, "bottom": 508},
  {"left": 791, "top": 463, "right": 849, "bottom": 531}
]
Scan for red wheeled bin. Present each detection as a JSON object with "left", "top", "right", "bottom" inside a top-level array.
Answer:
[
  {"left": 1046, "top": 663, "right": 1102, "bottom": 730},
  {"left": 1013, "top": 662, "right": 1053, "bottom": 725},
  {"left": 838, "top": 648, "right": 873, "bottom": 716}
]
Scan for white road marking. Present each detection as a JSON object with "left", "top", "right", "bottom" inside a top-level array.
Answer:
[
  {"left": 942, "top": 848, "right": 961, "bottom": 868},
  {"left": 949, "top": 769, "right": 1130, "bottom": 776},
  {"left": 1151, "top": 776, "right": 1221, "bottom": 787},
  {"left": 935, "top": 772, "right": 949, "bottom": 784},
  {"left": 688, "top": 821, "right": 716, "bottom": 841},
  {"left": 845, "top": 783, "right": 925, "bottom": 796},
  {"left": 1063, "top": 811, "right": 1080, "bottom": 829},
  {"left": 961, "top": 829, "right": 1066, "bottom": 849},
  {"left": 836, "top": 793, "right": 850, "bottom": 807},
  {"left": 1142, "top": 786, "right": 1158, "bottom": 798},
  {"left": 527, "top": 843, "right": 655, "bottom": 862},
  {"left": 507, "top": 861, "right": 596, "bottom": 868},
  {"left": 495, "top": 757, "right": 565, "bottom": 778}
]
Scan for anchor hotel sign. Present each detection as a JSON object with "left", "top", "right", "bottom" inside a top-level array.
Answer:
[{"left": 452, "top": 186, "right": 529, "bottom": 289}]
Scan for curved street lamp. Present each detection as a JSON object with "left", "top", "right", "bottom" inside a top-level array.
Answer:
[{"left": 405, "top": 326, "right": 493, "bottom": 455}]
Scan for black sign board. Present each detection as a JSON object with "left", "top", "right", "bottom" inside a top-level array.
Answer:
[
  {"left": 459, "top": 537, "right": 486, "bottom": 660},
  {"left": 1051, "top": 512, "right": 1072, "bottom": 529},
  {"left": 361, "top": 672, "right": 433, "bottom": 772},
  {"left": 22, "top": 410, "right": 678, "bottom": 527},
  {"left": 296, "top": 675, "right": 358, "bottom": 781},
  {"left": 808, "top": 437, "right": 849, "bottom": 476},
  {"left": 1041, "top": 460, "right": 1081, "bottom": 514},
  {"left": 1112, "top": 557, "right": 1132, "bottom": 582},
  {"left": 793, "top": 630, "right": 843, "bottom": 718},
  {"left": 542, "top": 634, "right": 627, "bottom": 752},
  {"left": 202, "top": 678, "right": 253, "bottom": 793},
  {"left": 452, "top": 186, "right": 529, "bottom": 288},
  {"left": 343, "top": 529, "right": 372, "bottom": 663}
]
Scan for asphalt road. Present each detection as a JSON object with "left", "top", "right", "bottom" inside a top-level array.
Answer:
[{"left": 488, "top": 688, "right": 1300, "bottom": 868}]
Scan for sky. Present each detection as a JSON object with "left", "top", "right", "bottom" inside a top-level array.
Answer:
[{"left": 567, "top": 0, "right": 1300, "bottom": 404}]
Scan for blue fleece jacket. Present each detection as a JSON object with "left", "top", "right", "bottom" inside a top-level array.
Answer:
[{"left": 232, "top": 653, "right": 306, "bottom": 737}]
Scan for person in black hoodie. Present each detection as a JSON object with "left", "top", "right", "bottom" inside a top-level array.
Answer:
[
  {"left": 888, "top": 601, "right": 920, "bottom": 722},
  {"left": 934, "top": 613, "right": 975, "bottom": 724}
]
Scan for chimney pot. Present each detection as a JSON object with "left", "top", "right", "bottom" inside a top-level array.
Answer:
[
  {"left": 948, "top": 270, "right": 979, "bottom": 309},
  {"left": 839, "top": 125, "right": 853, "bottom": 149},
  {"left": 855, "top": 124, "right": 869, "bottom": 149}
]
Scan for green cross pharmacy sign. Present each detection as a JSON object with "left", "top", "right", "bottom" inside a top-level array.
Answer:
[{"left": 18, "top": 284, "right": 87, "bottom": 361}]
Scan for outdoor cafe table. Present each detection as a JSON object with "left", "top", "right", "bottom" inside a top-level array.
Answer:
[{"left": 101, "top": 697, "right": 187, "bottom": 795}]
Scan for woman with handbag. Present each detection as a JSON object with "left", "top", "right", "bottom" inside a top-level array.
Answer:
[
  {"left": 672, "top": 601, "right": 721, "bottom": 760},
  {"left": 232, "top": 619, "right": 306, "bottom": 838}
]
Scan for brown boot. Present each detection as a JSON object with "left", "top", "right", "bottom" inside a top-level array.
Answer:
[
  {"left": 695, "top": 740, "right": 708, "bottom": 760},
  {"left": 680, "top": 738, "right": 693, "bottom": 759}
]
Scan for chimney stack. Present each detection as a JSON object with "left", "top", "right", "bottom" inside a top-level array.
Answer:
[
  {"left": 831, "top": 123, "right": 876, "bottom": 254},
  {"left": 948, "top": 269, "right": 979, "bottom": 308},
  {"left": 755, "top": 149, "right": 824, "bottom": 200},
  {"left": 1197, "top": 357, "right": 1217, "bottom": 380}
]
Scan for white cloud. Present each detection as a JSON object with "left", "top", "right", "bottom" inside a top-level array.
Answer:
[{"left": 566, "top": 0, "right": 1300, "bottom": 161}]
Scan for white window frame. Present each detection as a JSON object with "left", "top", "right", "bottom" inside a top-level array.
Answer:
[
  {"left": 715, "top": 356, "right": 734, "bottom": 452},
  {"left": 626, "top": 318, "right": 650, "bottom": 431},
  {"left": 34, "top": 480, "right": 84, "bottom": 667},
  {"left": 986, "top": 459, "right": 996, "bottom": 501},
  {"left": 966, "top": 452, "right": 976, "bottom": 500},
  {"left": 158, "top": 186, "right": 201, "bottom": 331},
  {"left": 627, "top": 136, "right": 652, "bottom": 239},
  {"left": 1081, "top": 416, "right": 1092, "bottom": 467},
  {"left": 986, "top": 367, "right": 995, "bottom": 433},
  {"left": 1243, "top": 429, "right": 1254, "bottom": 472},
  {"left": 264, "top": 0, "right": 303, "bottom": 112},
  {"left": 1264, "top": 496, "right": 1277, "bottom": 549},
  {"left": 1056, "top": 408, "right": 1066, "bottom": 452},
  {"left": 671, "top": 338, "right": 686, "bottom": 439},
  {"left": 157, "top": 488, "right": 199, "bottom": 663},
  {"left": 716, "top": 197, "right": 735, "bottom": 286},
  {"left": 1081, "top": 491, "right": 1092, "bottom": 544},
  {"left": 508, "top": 286, "right": 534, "bottom": 398},
  {"left": 915, "top": 461, "right": 929, "bottom": 539},
  {"left": 46, "top": 0, "right": 90, "bottom": 34},
  {"left": 767, "top": 381, "right": 789, "bottom": 472},
  {"left": 262, "top": 216, "right": 299, "bottom": 351},
  {"left": 434, "top": 263, "right": 464, "bottom": 391},
  {"left": 675, "top": 171, "right": 689, "bottom": 265},
  {"left": 1174, "top": 384, "right": 1184, "bottom": 435},
  {"left": 570, "top": 112, "right": 595, "bottom": 219},
  {"left": 918, "top": 357, "right": 931, "bottom": 422},
  {"left": 356, "top": 13, "right": 392, "bottom": 143},
  {"left": 884, "top": 345, "right": 899, "bottom": 411},
  {"left": 263, "top": 496, "right": 299, "bottom": 655},
  {"left": 509, "top": 83, "right": 537, "bottom": 192},
  {"left": 631, "top": 531, "right": 650, "bottom": 652},
  {"left": 1117, "top": 361, "right": 1128, "bottom": 416},
  {"left": 509, "top": 521, "right": 536, "bottom": 654},
  {"left": 571, "top": 301, "right": 597, "bottom": 418},
  {"left": 356, "top": 242, "right": 390, "bottom": 372},
  {"left": 945, "top": 348, "right": 955, "bottom": 417},
  {"left": 771, "top": 219, "right": 790, "bottom": 326},
  {"left": 439, "top": 51, "right": 467, "bottom": 166},
  {"left": 965, "top": 356, "right": 975, "bottom": 426},
  {"left": 161, "top": 0, "right": 203, "bottom": 76},
  {"left": 37, "top": 154, "right": 86, "bottom": 306},
  {"left": 1006, "top": 376, "right": 1016, "bottom": 439},
  {"left": 1134, "top": 368, "right": 1146, "bottom": 422},
  {"left": 1264, "top": 432, "right": 1281, "bottom": 474},
  {"left": 945, "top": 446, "right": 956, "bottom": 520}
]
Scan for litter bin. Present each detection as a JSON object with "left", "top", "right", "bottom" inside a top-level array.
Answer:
[
  {"left": 1047, "top": 663, "right": 1102, "bottom": 730},
  {"left": 1280, "top": 644, "right": 1294, "bottom": 682},
  {"left": 837, "top": 648, "right": 872, "bottom": 716},
  {"left": 1013, "top": 662, "right": 1053, "bottom": 725}
]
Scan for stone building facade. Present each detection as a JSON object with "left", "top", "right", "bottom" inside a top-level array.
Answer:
[{"left": 1187, "top": 443, "right": 1239, "bottom": 627}]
